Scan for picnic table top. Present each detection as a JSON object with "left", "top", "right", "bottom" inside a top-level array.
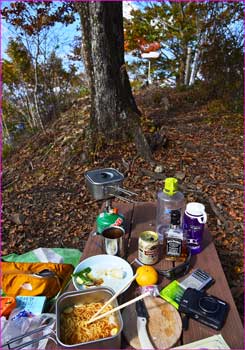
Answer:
[{"left": 51, "top": 201, "right": 244, "bottom": 349}]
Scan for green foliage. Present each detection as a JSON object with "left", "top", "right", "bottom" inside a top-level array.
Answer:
[
  {"left": 200, "top": 28, "right": 243, "bottom": 113},
  {"left": 124, "top": 1, "right": 243, "bottom": 92},
  {"left": 207, "top": 99, "right": 227, "bottom": 114},
  {"left": 130, "top": 80, "right": 143, "bottom": 91},
  {"left": 227, "top": 98, "right": 243, "bottom": 114},
  {"left": 79, "top": 86, "right": 90, "bottom": 97},
  {"left": 151, "top": 91, "right": 163, "bottom": 105},
  {"left": 3, "top": 27, "right": 82, "bottom": 132},
  {"left": 124, "top": 2, "right": 209, "bottom": 84},
  {"left": 2, "top": 144, "right": 13, "bottom": 160},
  {"left": 2, "top": 2, "right": 81, "bottom": 133},
  {"left": 1, "top": 2, "right": 75, "bottom": 34},
  {"left": 6, "top": 40, "right": 32, "bottom": 79}
]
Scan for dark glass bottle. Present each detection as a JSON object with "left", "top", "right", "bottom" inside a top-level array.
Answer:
[{"left": 164, "top": 210, "right": 187, "bottom": 262}]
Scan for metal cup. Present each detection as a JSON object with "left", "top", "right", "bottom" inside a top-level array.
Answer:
[{"left": 101, "top": 226, "right": 125, "bottom": 257}]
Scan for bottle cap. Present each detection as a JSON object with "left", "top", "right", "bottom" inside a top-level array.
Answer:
[
  {"left": 163, "top": 178, "right": 178, "bottom": 196},
  {"left": 186, "top": 202, "right": 205, "bottom": 216}
]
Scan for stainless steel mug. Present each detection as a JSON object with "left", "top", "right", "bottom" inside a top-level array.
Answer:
[{"left": 101, "top": 226, "right": 125, "bottom": 257}]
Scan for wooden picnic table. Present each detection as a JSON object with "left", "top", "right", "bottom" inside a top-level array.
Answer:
[{"left": 50, "top": 202, "right": 244, "bottom": 349}]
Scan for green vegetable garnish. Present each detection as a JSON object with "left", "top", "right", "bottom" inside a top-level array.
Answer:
[{"left": 72, "top": 267, "right": 94, "bottom": 286}]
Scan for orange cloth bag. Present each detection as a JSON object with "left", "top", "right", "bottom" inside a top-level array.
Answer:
[
  {"left": 1, "top": 262, "right": 74, "bottom": 298},
  {"left": 0, "top": 297, "right": 16, "bottom": 317}
]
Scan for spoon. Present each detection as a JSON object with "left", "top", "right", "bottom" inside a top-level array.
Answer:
[{"left": 32, "top": 269, "right": 56, "bottom": 278}]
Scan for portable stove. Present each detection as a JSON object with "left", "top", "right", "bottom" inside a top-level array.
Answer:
[{"left": 85, "top": 168, "right": 136, "bottom": 234}]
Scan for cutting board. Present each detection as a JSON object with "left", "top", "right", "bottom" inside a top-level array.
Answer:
[{"left": 122, "top": 296, "right": 182, "bottom": 349}]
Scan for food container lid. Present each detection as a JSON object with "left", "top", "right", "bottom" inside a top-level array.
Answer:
[{"left": 85, "top": 168, "right": 124, "bottom": 185}]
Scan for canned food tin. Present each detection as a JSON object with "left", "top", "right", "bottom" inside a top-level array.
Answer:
[{"left": 138, "top": 231, "right": 159, "bottom": 265}]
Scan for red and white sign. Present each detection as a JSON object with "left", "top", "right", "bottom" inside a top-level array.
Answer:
[
  {"left": 140, "top": 41, "right": 160, "bottom": 53},
  {"left": 141, "top": 51, "right": 160, "bottom": 59}
]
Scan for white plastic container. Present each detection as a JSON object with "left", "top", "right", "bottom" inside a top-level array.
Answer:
[{"left": 156, "top": 178, "right": 185, "bottom": 243}]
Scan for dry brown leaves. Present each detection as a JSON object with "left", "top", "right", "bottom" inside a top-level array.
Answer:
[{"left": 2, "top": 89, "right": 243, "bottom": 319}]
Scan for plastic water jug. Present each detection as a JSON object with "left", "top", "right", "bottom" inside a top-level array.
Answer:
[{"left": 156, "top": 178, "right": 185, "bottom": 243}]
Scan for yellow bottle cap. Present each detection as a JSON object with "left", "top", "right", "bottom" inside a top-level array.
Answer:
[{"left": 163, "top": 177, "right": 178, "bottom": 196}]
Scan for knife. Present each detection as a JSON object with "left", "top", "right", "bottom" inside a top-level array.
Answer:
[{"left": 136, "top": 299, "right": 155, "bottom": 349}]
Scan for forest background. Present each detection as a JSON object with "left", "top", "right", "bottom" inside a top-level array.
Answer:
[{"left": 1, "top": 1, "right": 244, "bottom": 320}]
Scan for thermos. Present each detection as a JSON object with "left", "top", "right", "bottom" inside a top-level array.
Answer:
[{"left": 183, "top": 202, "right": 207, "bottom": 254}]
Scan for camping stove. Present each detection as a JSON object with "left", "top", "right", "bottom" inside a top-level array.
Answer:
[{"left": 85, "top": 168, "right": 136, "bottom": 233}]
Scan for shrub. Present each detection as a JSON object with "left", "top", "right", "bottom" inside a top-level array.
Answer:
[
  {"left": 207, "top": 99, "right": 227, "bottom": 114},
  {"left": 2, "top": 143, "right": 13, "bottom": 159}
]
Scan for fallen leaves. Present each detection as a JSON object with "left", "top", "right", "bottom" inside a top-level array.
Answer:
[{"left": 2, "top": 87, "right": 244, "bottom": 319}]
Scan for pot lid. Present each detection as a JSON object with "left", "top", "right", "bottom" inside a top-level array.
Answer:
[{"left": 85, "top": 168, "right": 124, "bottom": 185}]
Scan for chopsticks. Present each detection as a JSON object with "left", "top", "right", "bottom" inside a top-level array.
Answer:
[
  {"left": 86, "top": 291, "right": 151, "bottom": 324},
  {"left": 89, "top": 273, "right": 138, "bottom": 323}
]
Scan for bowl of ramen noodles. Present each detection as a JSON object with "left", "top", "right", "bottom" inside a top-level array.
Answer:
[{"left": 56, "top": 287, "right": 123, "bottom": 349}]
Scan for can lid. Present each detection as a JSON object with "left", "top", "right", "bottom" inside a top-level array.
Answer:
[{"left": 163, "top": 178, "right": 178, "bottom": 196}]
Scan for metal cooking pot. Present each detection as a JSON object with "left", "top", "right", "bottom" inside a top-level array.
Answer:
[
  {"left": 56, "top": 287, "right": 123, "bottom": 349},
  {"left": 85, "top": 168, "right": 124, "bottom": 200},
  {"left": 2, "top": 287, "right": 123, "bottom": 349}
]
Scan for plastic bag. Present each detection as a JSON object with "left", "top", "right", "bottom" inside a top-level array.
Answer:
[{"left": 1, "top": 307, "right": 56, "bottom": 349}]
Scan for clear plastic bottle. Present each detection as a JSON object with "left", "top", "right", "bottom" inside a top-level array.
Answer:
[{"left": 156, "top": 177, "right": 185, "bottom": 243}]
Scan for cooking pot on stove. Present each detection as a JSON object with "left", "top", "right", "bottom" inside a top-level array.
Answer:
[{"left": 85, "top": 168, "right": 125, "bottom": 201}]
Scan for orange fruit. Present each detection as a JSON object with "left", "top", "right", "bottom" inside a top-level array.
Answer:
[{"left": 135, "top": 265, "right": 158, "bottom": 286}]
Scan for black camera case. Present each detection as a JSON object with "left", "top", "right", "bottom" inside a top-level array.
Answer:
[{"left": 179, "top": 288, "right": 229, "bottom": 330}]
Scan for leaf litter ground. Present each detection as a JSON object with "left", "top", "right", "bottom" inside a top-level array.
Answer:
[{"left": 2, "top": 88, "right": 243, "bottom": 321}]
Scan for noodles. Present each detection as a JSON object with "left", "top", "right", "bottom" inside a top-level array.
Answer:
[{"left": 60, "top": 302, "right": 118, "bottom": 345}]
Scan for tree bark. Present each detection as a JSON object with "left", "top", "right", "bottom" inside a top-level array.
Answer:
[{"left": 75, "top": 2, "right": 152, "bottom": 160}]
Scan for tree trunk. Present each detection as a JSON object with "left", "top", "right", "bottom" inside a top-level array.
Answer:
[
  {"left": 24, "top": 88, "right": 37, "bottom": 129},
  {"left": 189, "top": 48, "right": 200, "bottom": 86},
  {"left": 76, "top": 1, "right": 152, "bottom": 161},
  {"left": 2, "top": 115, "right": 10, "bottom": 139},
  {"left": 189, "top": 33, "right": 206, "bottom": 86},
  {"left": 33, "top": 54, "right": 45, "bottom": 131},
  {"left": 184, "top": 46, "right": 192, "bottom": 86}
]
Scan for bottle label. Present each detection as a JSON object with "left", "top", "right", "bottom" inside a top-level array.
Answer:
[
  {"left": 111, "top": 217, "right": 123, "bottom": 227},
  {"left": 166, "top": 238, "right": 182, "bottom": 256}
]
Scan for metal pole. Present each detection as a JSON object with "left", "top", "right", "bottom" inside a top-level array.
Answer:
[{"left": 148, "top": 59, "right": 152, "bottom": 85}]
